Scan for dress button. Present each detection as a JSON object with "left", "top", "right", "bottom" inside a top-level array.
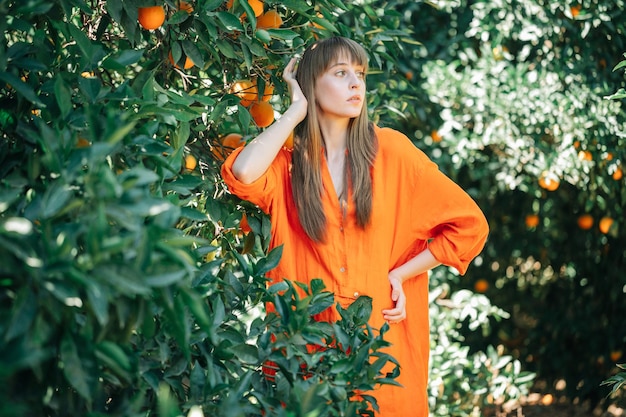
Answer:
[
  {"left": 339, "top": 267, "right": 346, "bottom": 273},
  {"left": 353, "top": 291, "right": 360, "bottom": 298}
]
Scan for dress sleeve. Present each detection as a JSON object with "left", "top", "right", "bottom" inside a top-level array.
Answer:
[
  {"left": 411, "top": 148, "right": 489, "bottom": 275},
  {"left": 220, "top": 146, "right": 287, "bottom": 214}
]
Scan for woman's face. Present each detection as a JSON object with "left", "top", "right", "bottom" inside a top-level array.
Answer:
[{"left": 313, "top": 54, "right": 366, "bottom": 121}]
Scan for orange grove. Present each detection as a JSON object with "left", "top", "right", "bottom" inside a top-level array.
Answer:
[
  {"left": 249, "top": 101, "right": 274, "bottom": 128},
  {"left": 138, "top": 6, "right": 166, "bottom": 30}
]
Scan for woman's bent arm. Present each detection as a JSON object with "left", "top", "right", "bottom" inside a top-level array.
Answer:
[{"left": 231, "top": 58, "right": 307, "bottom": 184}]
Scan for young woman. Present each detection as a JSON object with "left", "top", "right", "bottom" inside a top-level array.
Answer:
[{"left": 221, "top": 37, "right": 489, "bottom": 417}]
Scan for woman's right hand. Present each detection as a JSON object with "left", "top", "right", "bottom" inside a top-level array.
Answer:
[{"left": 283, "top": 57, "right": 308, "bottom": 122}]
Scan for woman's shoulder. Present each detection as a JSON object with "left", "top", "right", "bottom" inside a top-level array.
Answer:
[{"left": 373, "top": 124, "right": 430, "bottom": 161}]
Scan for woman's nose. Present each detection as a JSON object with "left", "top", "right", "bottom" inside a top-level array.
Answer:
[{"left": 349, "top": 72, "right": 361, "bottom": 88}]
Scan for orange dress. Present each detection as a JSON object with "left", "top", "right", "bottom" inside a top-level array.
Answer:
[{"left": 221, "top": 125, "right": 489, "bottom": 417}]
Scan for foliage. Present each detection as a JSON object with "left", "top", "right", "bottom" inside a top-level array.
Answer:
[
  {"left": 0, "top": 0, "right": 410, "bottom": 415},
  {"left": 0, "top": 0, "right": 584, "bottom": 415},
  {"left": 428, "top": 268, "right": 535, "bottom": 416},
  {"left": 384, "top": 0, "right": 626, "bottom": 407}
]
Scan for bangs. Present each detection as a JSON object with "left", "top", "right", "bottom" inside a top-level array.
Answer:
[{"left": 307, "top": 37, "right": 369, "bottom": 74}]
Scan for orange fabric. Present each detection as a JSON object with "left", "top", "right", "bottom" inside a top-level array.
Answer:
[{"left": 221, "top": 125, "right": 489, "bottom": 417}]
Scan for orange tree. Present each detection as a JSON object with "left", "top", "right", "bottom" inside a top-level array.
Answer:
[
  {"left": 382, "top": 0, "right": 626, "bottom": 409},
  {"left": 0, "top": 0, "right": 415, "bottom": 416}
]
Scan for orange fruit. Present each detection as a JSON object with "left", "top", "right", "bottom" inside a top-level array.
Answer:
[
  {"left": 577, "top": 214, "right": 594, "bottom": 230},
  {"left": 541, "top": 394, "right": 554, "bottom": 406},
  {"left": 571, "top": 4, "right": 581, "bottom": 17},
  {"left": 212, "top": 133, "right": 245, "bottom": 161},
  {"left": 538, "top": 172, "right": 559, "bottom": 191},
  {"left": 231, "top": 79, "right": 257, "bottom": 107},
  {"left": 474, "top": 279, "right": 489, "bottom": 293},
  {"left": 178, "top": 0, "right": 193, "bottom": 12},
  {"left": 611, "top": 350, "right": 623, "bottom": 362},
  {"left": 249, "top": 101, "right": 274, "bottom": 128},
  {"left": 240, "top": 212, "right": 252, "bottom": 234},
  {"left": 260, "top": 82, "right": 274, "bottom": 101},
  {"left": 226, "top": 0, "right": 263, "bottom": 17},
  {"left": 613, "top": 166, "right": 623, "bottom": 181},
  {"left": 257, "top": 9, "right": 282, "bottom": 29},
  {"left": 138, "top": 6, "right": 166, "bottom": 30},
  {"left": 184, "top": 154, "right": 197, "bottom": 171},
  {"left": 168, "top": 51, "right": 195, "bottom": 69},
  {"left": 284, "top": 131, "right": 294, "bottom": 149},
  {"left": 578, "top": 150, "right": 593, "bottom": 161},
  {"left": 525, "top": 214, "right": 540, "bottom": 228},
  {"left": 431, "top": 130, "right": 442, "bottom": 143},
  {"left": 76, "top": 137, "right": 91, "bottom": 148},
  {"left": 599, "top": 216, "right": 614, "bottom": 234},
  {"left": 405, "top": 71, "right": 414, "bottom": 81}
]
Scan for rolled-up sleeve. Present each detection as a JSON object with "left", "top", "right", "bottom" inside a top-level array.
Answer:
[
  {"left": 412, "top": 151, "right": 489, "bottom": 275},
  {"left": 220, "top": 146, "right": 286, "bottom": 214}
]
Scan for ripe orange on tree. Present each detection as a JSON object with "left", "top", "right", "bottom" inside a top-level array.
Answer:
[
  {"left": 257, "top": 10, "right": 282, "bottom": 29},
  {"left": 184, "top": 154, "right": 197, "bottom": 171},
  {"left": 178, "top": 0, "right": 193, "bottom": 13},
  {"left": 231, "top": 79, "right": 257, "bottom": 107},
  {"left": 525, "top": 214, "right": 540, "bottom": 228},
  {"left": 168, "top": 51, "right": 194, "bottom": 69},
  {"left": 571, "top": 4, "right": 582, "bottom": 17},
  {"left": 431, "top": 130, "right": 442, "bottom": 143},
  {"left": 226, "top": 0, "right": 264, "bottom": 17},
  {"left": 474, "top": 279, "right": 489, "bottom": 293},
  {"left": 260, "top": 82, "right": 274, "bottom": 101},
  {"left": 613, "top": 166, "right": 623, "bottom": 181},
  {"left": 212, "top": 132, "right": 245, "bottom": 161},
  {"left": 138, "top": 5, "right": 166, "bottom": 30},
  {"left": 538, "top": 172, "right": 559, "bottom": 191},
  {"left": 611, "top": 350, "right": 623, "bottom": 362},
  {"left": 578, "top": 150, "right": 593, "bottom": 161},
  {"left": 284, "top": 131, "right": 294, "bottom": 149},
  {"left": 599, "top": 216, "right": 614, "bottom": 234},
  {"left": 577, "top": 214, "right": 594, "bottom": 230},
  {"left": 249, "top": 101, "right": 274, "bottom": 128}
]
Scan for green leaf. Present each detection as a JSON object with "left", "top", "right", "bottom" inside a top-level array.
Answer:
[
  {"left": 102, "top": 49, "right": 145, "bottom": 71},
  {"left": 41, "top": 181, "right": 72, "bottom": 219},
  {"left": 255, "top": 245, "right": 283, "bottom": 276},
  {"left": 60, "top": 333, "right": 92, "bottom": 401},
  {"left": 145, "top": 269, "right": 187, "bottom": 287},
  {"left": 4, "top": 287, "right": 37, "bottom": 342},
  {"left": 216, "top": 11, "right": 243, "bottom": 32},
  {"left": 230, "top": 343, "right": 259, "bottom": 364},
  {"left": 54, "top": 75, "right": 72, "bottom": 118}
]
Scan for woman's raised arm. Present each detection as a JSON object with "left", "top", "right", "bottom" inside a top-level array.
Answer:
[{"left": 231, "top": 58, "right": 308, "bottom": 184}]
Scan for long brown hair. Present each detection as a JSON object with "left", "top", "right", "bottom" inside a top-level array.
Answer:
[{"left": 292, "top": 37, "right": 378, "bottom": 242}]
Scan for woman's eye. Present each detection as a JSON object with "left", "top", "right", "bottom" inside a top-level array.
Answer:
[{"left": 336, "top": 70, "right": 345, "bottom": 76}]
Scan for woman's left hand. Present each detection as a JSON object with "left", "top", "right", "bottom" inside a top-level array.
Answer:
[{"left": 382, "top": 272, "right": 407, "bottom": 324}]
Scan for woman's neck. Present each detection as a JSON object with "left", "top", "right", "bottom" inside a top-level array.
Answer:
[{"left": 319, "top": 117, "right": 349, "bottom": 157}]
